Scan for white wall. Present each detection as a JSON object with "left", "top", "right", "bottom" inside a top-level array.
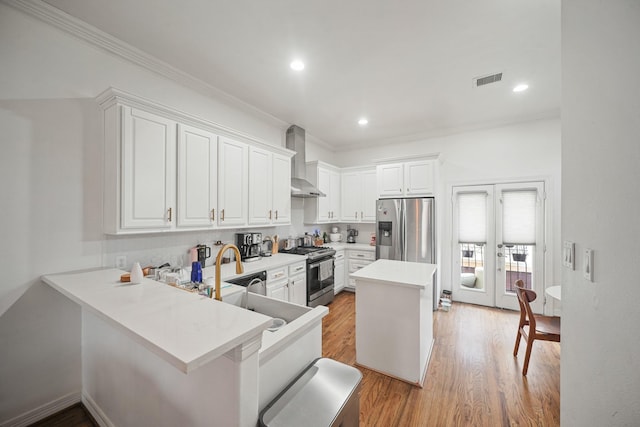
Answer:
[
  {"left": 338, "top": 118, "right": 562, "bottom": 302},
  {"left": 0, "top": 4, "right": 312, "bottom": 423},
  {"left": 562, "top": 1, "right": 640, "bottom": 424}
]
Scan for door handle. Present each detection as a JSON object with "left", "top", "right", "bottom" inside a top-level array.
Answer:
[
  {"left": 497, "top": 252, "right": 504, "bottom": 257},
  {"left": 167, "top": 207, "right": 172, "bottom": 222}
]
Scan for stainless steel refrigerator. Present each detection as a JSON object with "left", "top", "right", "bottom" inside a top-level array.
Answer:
[{"left": 376, "top": 197, "right": 437, "bottom": 308}]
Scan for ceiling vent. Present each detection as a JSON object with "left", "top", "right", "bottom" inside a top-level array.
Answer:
[{"left": 473, "top": 72, "right": 503, "bottom": 88}]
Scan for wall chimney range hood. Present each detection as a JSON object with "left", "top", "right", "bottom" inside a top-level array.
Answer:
[{"left": 286, "top": 125, "right": 325, "bottom": 198}]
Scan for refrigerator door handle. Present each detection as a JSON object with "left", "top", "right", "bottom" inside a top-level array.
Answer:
[{"left": 400, "top": 199, "right": 407, "bottom": 260}]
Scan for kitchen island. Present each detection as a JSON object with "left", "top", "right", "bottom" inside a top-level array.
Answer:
[
  {"left": 43, "top": 264, "right": 327, "bottom": 427},
  {"left": 351, "top": 259, "right": 437, "bottom": 386}
]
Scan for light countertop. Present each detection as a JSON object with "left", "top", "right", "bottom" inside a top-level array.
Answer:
[
  {"left": 350, "top": 259, "right": 437, "bottom": 289},
  {"left": 325, "top": 242, "right": 375, "bottom": 251},
  {"left": 201, "top": 253, "right": 306, "bottom": 279},
  {"left": 42, "top": 268, "right": 273, "bottom": 374}
]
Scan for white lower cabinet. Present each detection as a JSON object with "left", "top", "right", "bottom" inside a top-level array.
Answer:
[
  {"left": 267, "top": 266, "right": 289, "bottom": 302},
  {"left": 334, "top": 250, "right": 345, "bottom": 294},
  {"left": 347, "top": 250, "right": 375, "bottom": 290},
  {"left": 266, "top": 262, "right": 307, "bottom": 305}
]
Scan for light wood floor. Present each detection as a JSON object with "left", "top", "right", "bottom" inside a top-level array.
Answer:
[
  {"left": 30, "top": 291, "right": 559, "bottom": 426},
  {"left": 323, "top": 291, "right": 560, "bottom": 427}
]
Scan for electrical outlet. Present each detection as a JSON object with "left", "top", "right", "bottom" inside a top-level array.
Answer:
[
  {"left": 115, "top": 255, "right": 127, "bottom": 269},
  {"left": 563, "top": 241, "right": 575, "bottom": 270},
  {"left": 583, "top": 248, "right": 593, "bottom": 281}
]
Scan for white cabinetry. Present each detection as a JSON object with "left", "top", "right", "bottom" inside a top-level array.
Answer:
[
  {"left": 218, "top": 137, "right": 248, "bottom": 227},
  {"left": 103, "top": 105, "right": 177, "bottom": 233},
  {"left": 249, "top": 148, "right": 291, "bottom": 225},
  {"left": 177, "top": 124, "right": 217, "bottom": 227},
  {"left": 288, "top": 261, "right": 307, "bottom": 306},
  {"left": 377, "top": 160, "right": 435, "bottom": 198},
  {"left": 334, "top": 250, "right": 345, "bottom": 294},
  {"left": 272, "top": 153, "right": 292, "bottom": 224},
  {"left": 341, "top": 168, "right": 377, "bottom": 223},
  {"left": 98, "top": 88, "right": 293, "bottom": 234},
  {"left": 304, "top": 161, "right": 341, "bottom": 224},
  {"left": 347, "top": 249, "right": 375, "bottom": 290},
  {"left": 267, "top": 266, "right": 289, "bottom": 302}
]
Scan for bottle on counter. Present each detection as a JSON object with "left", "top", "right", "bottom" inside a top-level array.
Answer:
[{"left": 190, "top": 261, "right": 202, "bottom": 283}]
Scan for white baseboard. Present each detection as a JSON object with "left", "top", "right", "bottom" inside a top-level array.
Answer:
[
  {"left": 82, "top": 392, "right": 115, "bottom": 427},
  {"left": 0, "top": 391, "right": 80, "bottom": 427}
]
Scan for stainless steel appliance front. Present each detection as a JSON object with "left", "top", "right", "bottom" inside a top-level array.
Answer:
[{"left": 376, "top": 197, "right": 437, "bottom": 309}]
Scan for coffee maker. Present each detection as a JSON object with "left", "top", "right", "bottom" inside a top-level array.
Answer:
[{"left": 235, "top": 233, "right": 262, "bottom": 262}]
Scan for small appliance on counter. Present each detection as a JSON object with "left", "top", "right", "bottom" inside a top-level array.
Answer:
[
  {"left": 261, "top": 236, "right": 273, "bottom": 257},
  {"left": 329, "top": 226, "right": 342, "bottom": 242},
  {"left": 196, "top": 244, "right": 211, "bottom": 267},
  {"left": 346, "top": 226, "right": 358, "bottom": 243},
  {"left": 236, "top": 232, "right": 262, "bottom": 262}
]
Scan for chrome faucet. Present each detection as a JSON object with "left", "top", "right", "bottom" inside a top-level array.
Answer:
[{"left": 213, "top": 244, "right": 244, "bottom": 301}]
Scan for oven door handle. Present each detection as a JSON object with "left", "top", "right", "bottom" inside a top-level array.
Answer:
[{"left": 308, "top": 260, "right": 333, "bottom": 269}]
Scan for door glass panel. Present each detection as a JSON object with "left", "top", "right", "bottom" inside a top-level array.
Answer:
[
  {"left": 460, "top": 243, "right": 486, "bottom": 290},
  {"left": 504, "top": 244, "right": 534, "bottom": 291}
]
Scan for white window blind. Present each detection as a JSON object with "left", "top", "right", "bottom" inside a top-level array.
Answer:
[
  {"left": 458, "top": 192, "right": 487, "bottom": 243},
  {"left": 502, "top": 190, "right": 537, "bottom": 245}
]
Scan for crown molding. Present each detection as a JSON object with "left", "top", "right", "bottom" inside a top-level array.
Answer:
[
  {"left": 96, "top": 87, "right": 295, "bottom": 157},
  {"left": 2, "top": 0, "right": 289, "bottom": 130}
]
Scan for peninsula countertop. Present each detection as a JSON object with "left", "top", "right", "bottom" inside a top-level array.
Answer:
[
  {"left": 42, "top": 268, "right": 273, "bottom": 374},
  {"left": 350, "top": 259, "right": 437, "bottom": 288}
]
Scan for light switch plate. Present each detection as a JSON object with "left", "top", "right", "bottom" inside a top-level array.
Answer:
[
  {"left": 583, "top": 248, "right": 593, "bottom": 281},
  {"left": 563, "top": 241, "right": 575, "bottom": 270}
]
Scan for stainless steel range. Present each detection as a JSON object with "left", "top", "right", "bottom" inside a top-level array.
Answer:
[{"left": 281, "top": 246, "right": 336, "bottom": 307}]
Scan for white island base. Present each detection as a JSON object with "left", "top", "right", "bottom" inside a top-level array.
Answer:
[{"left": 351, "top": 259, "right": 437, "bottom": 387}]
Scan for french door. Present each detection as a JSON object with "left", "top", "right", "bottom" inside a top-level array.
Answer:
[{"left": 451, "top": 182, "right": 545, "bottom": 312}]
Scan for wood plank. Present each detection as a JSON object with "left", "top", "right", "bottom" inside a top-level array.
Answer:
[{"left": 323, "top": 291, "right": 560, "bottom": 426}]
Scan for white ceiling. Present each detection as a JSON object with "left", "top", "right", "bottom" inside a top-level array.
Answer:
[{"left": 44, "top": 0, "right": 560, "bottom": 150}]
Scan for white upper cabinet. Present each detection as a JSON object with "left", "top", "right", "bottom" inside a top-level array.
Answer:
[
  {"left": 177, "top": 124, "right": 217, "bottom": 228},
  {"left": 271, "top": 153, "right": 291, "bottom": 224},
  {"left": 404, "top": 160, "right": 434, "bottom": 196},
  {"left": 248, "top": 148, "right": 291, "bottom": 225},
  {"left": 341, "top": 167, "right": 377, "bottom": 223},
  {"left": 97, "top": 88, "right": 295, "bottom": 234},
  {"left": 105, "top": 105, "right": 177, "bottom": 233},
  {"left": 361, "top": 168, "right": 378, "bottom": 221},
  {"left": 377, "top": 163, "right": 404, "bottom": 198},
  {"left": 248, "top": 146, "right": 272, "bottom": 225},
  {"left": 377, "top": 159, "right": 435, "bottom": 198},
  {"left": 304, "top": 161, "right": 341, "bottom": 224},
  {"left": 218, "top": 137, "right": 248, "bottom": 227}
]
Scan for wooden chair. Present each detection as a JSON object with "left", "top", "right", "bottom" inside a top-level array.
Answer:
[{"left": 513, "top": 280, "right": 561, "bottom": 375}]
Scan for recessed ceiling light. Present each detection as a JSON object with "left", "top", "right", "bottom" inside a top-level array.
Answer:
[
  {"left": 358, "top": 118, "right": 369, "bottom": 126},
  {"left": 290, "top": 60, "right": 305, "bottom": 71},
  {"left": 513, "top": 83, "right": 529, "bottom": 93}
]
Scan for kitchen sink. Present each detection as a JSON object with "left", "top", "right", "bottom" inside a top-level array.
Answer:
[
  {"left": 223, "top": 289, "right": 310, "bottom": 323},
  {"left": 221, "top": 285, "right": 330, "bottom": 410}
]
